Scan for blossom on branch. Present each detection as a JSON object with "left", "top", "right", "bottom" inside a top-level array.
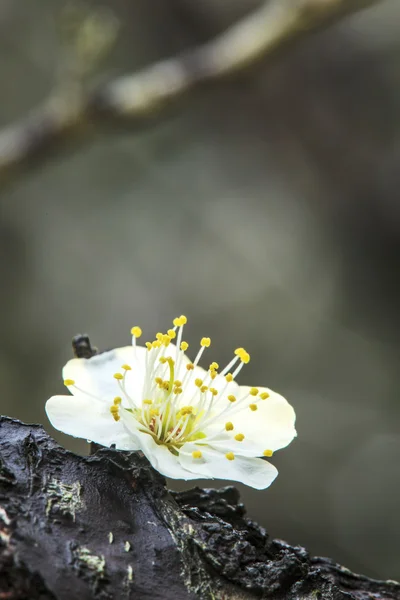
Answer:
[{"left": 46, "top": 316, "right": 296, "bottom": 489}]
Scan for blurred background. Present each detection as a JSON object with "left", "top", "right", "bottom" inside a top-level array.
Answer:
[{"left": 1, "top": 0, "right": 399, "bottom": 583}]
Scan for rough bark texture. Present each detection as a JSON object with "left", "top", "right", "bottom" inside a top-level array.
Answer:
[{"left": 0, "top": 417, "right": 399, "bottom": 600}]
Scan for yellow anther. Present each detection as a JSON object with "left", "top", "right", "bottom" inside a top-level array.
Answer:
[
  {"left": 155, "top": 377, "right": 163, "bottom": 384},
  {"left": 150, "top": 408, "right": 160, "bottom": 416},
  {"left": 180, "top": 406, "right": 193, "bottom": 415},
  {"left": 201, "top": 337, "right": 211, "bottom": 347},
  {"left": 195, "top": 378, "right": 203, "bottom": 388},
  {"left": 122, "top": 364, "right": 132, "bottom": 371},
  {"left": 241, "top": 352, "right": 250, "bottom": 364},
  {"left": 209, "top": 388, "right": 218, "bottom": 396},
  {"left": 113, "top": 396, "right": 122, "bottom": 405},
  {"left": 263, "top": 449, "right": 273, "bottom": 457},
  {"left": 167, "top": 329, "right": 176, "bottom": 339},
  {"left": 192, "top": 450, "right": 202, "bottom": 459},
  {"left": 159, "top": 357, "right": 167, "bottom": 364},
  {"left": 174, "top": 380, "right": 182, "bottom": 387},
  {"left": 143, "top": 399, "right": 153, "bottom": 405},
  {"left": 235, "top": 347, "right": 250, "bottom": 363},
  {"left": 225, "top": 373, "right": 233, "bottom": 382},
  {"left": 156, "top": 332, "right": 163, "bottom": 341},
  {"left": 162, "top": 335, "right": 171, "bottom": 347},
  {"left": 249, "top": 403, "right": 258, "bottom": 411},
  {"left": 180, "top": 341, "right": 189, "bottom": 351},
  {"left": 173, "top": 315, "right": 187, "bottom": 327},
  {"left": 174, "top": 387, "right": 183, "bottom": 395},
  {"left": 131, "top": 326, "right": 142, "bottom": 338},
  {"left": 167, "top": 357, "right": 175, "bottom": 365},
  {"left": 145, "top": 342, "right": 152, "bottom": 350},
  {"left": 225, "top": 452, "right": 235, "bottom": 461},
  {"left": 260, "top": 392, "right": 270, "bottom": 400},
  {"left": 152, "top": 340, "right": 161, "bottom": 349},
  {"left": 162, "top": 381, "right": 170, "bottom": 390},
  {"left": 225, "top": 422, "right": 234, "bottom": 431},
  {"left": 210, "top": 371, "right": 217, "bottom": 380},
  {"left": 200, "top": 385, "right": 208, "bottom": 393},
  {"left": 227, "top": 395, "right": 236, "bottom": 403},
  {"left": 186, "top": 363, "right": 194, "bottom": 371},
  {"left": 235, "top": 433, "right": 245, "bottom": 442},
  {"left": 110, "top": 406, "right": 120, "bottom": 422},
  {"left": 250, "top": 387, "right": 259, "bottom": 396},
  {"left": 63, "top": 379, "right": 75, "bottom": 386},
  {"left": 113, "top": 373, "right": 124, "bottom": 380},
  {"left": 210, "top": 362, "right": 219, "bottom": 370}
]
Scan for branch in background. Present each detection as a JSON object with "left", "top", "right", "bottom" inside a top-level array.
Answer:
[
  {"left": 1, "top": 416, "right": 399, "bottom": 599},
  {"left": 0, "top": 0, "right": 382, "bottom": 182}
]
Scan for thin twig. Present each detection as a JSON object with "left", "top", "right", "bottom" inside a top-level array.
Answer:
[{"left": 0, "top": 0, "right": 382, "bottom": 182}]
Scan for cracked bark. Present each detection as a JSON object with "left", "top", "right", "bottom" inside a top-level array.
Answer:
[{"left": 0, "top": 415, "right": 399, "bottom": 600}]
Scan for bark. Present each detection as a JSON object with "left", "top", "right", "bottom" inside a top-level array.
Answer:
[{"left": 0, "top": 416, "right": 399, "bottom": 600}]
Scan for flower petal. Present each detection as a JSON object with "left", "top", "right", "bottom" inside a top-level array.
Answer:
[
  {"left": 122, "top": 410, "right": 206, "bottom": 480},
  {"left": 179, "top": 443, "right": 278, "bottom": 490},
  {"left": 46, "top": 394, "right": 140, "bottom": 450},
  {"left": 63, "top": 346, "right": 147, "bottom": 406},
  {"left": 225, "top": 386, "right": 296, "bottom": 454}
]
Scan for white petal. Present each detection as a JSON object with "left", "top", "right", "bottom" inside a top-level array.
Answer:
[
  {"left": 122, "top": 411, "right": 205, "bottom": 480},
  {"left": 226, "top": 386, "right": 296, "bottom": 454},
  {"left": 179, "top": 443, "right": 278, "bottom": 490},
  {"left": 46, "top": 395, "right": 140, "bottom": 450},
  {"left": 63, "top": 346, "right": 147, "bottom": 406}
]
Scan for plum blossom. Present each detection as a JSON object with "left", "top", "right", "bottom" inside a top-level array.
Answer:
[{"left": 46, "top": 316, "right": 296, "bottom": 489}]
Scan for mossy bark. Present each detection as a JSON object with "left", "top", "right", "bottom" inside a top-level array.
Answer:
[{"left": 0, "top": 416, "right": 399, "bottom": 600}]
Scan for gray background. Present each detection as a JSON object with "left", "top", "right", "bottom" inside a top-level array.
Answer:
[{"left": 0, "top": 0, "right": 399, "bottom": 582}]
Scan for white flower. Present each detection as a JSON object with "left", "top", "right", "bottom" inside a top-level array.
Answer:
[{"left": 46, "top": 316, "right": 296, "bottom": 490}]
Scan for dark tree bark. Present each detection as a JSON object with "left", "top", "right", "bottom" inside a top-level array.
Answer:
[{"left": 0, "top": 417, "right": 399, "bottom": 600}]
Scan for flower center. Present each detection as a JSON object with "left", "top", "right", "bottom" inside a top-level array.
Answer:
[{"left": 102, "top": 316, "right": 270, "bottom": 454}]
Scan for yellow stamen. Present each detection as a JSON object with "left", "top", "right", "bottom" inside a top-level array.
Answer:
[
  {"left": 113, "top": 396, "right": 122, "bottom": 405},
  {"left": 180, "top": 341, "right": 189, "bottom": 351},
  {"left": 210, "top": 371, "right": 217, "bottom": 380},
  {"left": 225, "top": 373, "right": 233, "bottom": 382},
  {"left": 249, "top": 404, "right": 258, "bottom": 411},
  {"left": 195, "top": 379, "right": 203, "bottom": 387},
  {"left": 235, "top": 347, "right": 250, "bottom": 363},
  {"left": 186, "top": 363, "right": 194, "bottom": 371},
  {"left": 64, "top": 379, "right": 75, "bottom": 386},
  {"left": 122, "top": 364, "right": 132, "bottom": 371},
  {"left": 225, "top": 452, "right": 235, "bottom": 461},
  {"left": 210, "top": 362, "right": 219, "bottom": 370},
  {"left": 145, "top": 342, "right": 152, "bottom": 350},
  {"left": 167, "top": 329, "right": 176, "bottom": 339},
  {"left": 200, "top": 337, "right": 211, "bottom": 347},
  {"left": 159, "top": 357, "right": 167, "bottom": 364},
  {"left": 156, "top": 332, "right": 163, "bottom": 341},
  {"left": 200, "top": 385, "right": 208, "bottom": 393},
  {"left": 174, "top": 387, "right": 183, "bottom": 395},
  {"left": 192, "top": 450, "right": 202, "bottom": 459},
  {"left": 150, "top": 408, "right": 159, "bottom": 416},
  {"left": 173, "top": 315, "right": 187, "bottom": 327},
  {"left": 209, "top": 388, "right": 218, "bottom": 396},
  {"left": 260, "top": 392, "right": 270, "bottom": 400},
  {"left": 227, "top": 395, "right": 236, "bottom": 403},
  {"left": 263, "top": 449, "right": 273, "bottom": 457},
  {"left": 113, "top": 373, "right": 124, "bottom": 380},
  {"left": 152, "top": 341, "right": 161, "bottom": 349},
  {"left": 155, "top": 377, "right": 163, "bottom": 385},
  {"left": 235, "top": 433, "right": 245, "bottom": 442},
  {"left": 174, "top": 380, "right": 182, "bottom": 387},
  {"left": 131, "top": 326, "right": 142, "bottom": 338},
  {"left": 143, "top": 399, "right": 152, "bottom": 405},
  {"left": 250, "top": 387, "right": 259, "bottom": 396},
  {"left": 225, "top": 422, "right": 234, "bottom": 431},
  {"left": 180, "top": 406, "right": 193, "bottom": 415}
]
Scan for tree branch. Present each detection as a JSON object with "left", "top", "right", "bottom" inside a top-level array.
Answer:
[
  {"left": 0, "top": 0, "right": 382, "bottom": 183},
  {"left": 0, "top": 416, "right": 399, "bottom": 599}
]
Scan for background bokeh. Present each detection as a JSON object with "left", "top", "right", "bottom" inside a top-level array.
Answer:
[{"left": 1, "top": 0, "right": 399, "bottom": 582}]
